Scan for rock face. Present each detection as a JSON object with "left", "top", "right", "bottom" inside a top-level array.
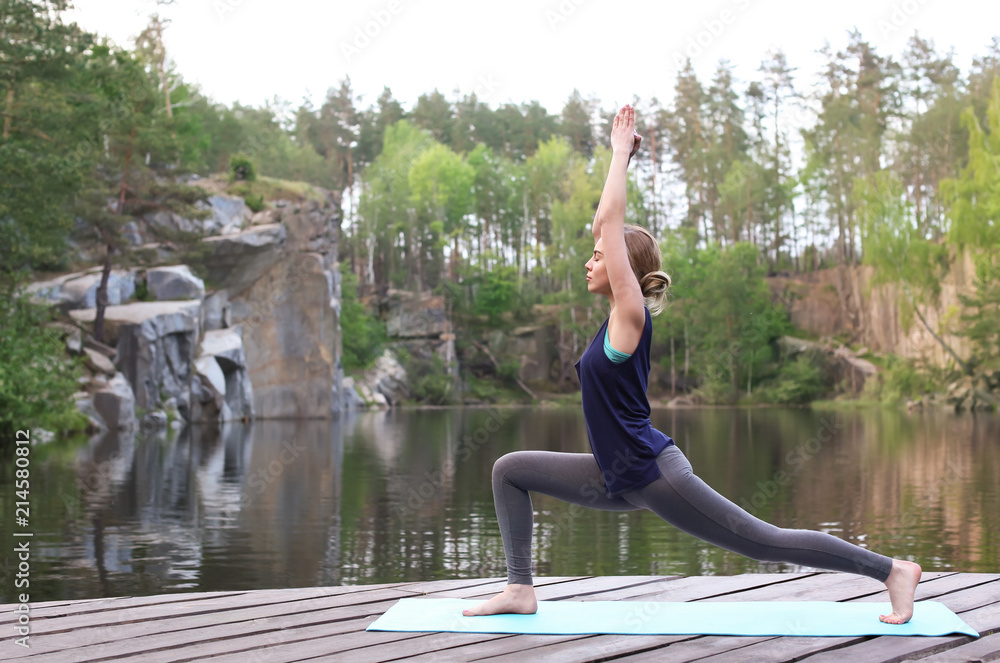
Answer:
[
  {"left": 71, "top": 301, "right": 202, "bottom": 418},
  {"left": 202, "top": 223, "right": 286, "bottom": 297},
  {"left": 34, "top": 180, "right": 347, "bottom": 428},
  {"left": 233, "top": 252, "right": 341, "bottom": 417},
  {"left": 768, "top": 249, "right": 977, "bottom": 369},
  {"left": 190, "top": 326, "right": 254, "bottom": 422},
  {"left": 147, "top": 265, "right": 206, "bottom": 301}
]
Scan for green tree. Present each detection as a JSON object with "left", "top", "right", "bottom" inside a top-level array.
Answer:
[
  {"left": 941, "top": 75, "right": 1000, "bottom": 366},
  {"left": 857, "top": 171, "right": 967, "bottom": 373},
  {"left": 409, "top": 142, "right": 474, "bottom": 288},
  {"left": 0, "top": 0, "right": 91, "bottom": 283}
]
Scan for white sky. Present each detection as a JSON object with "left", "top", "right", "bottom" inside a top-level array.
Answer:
[{"left": 64, "top": 0, "right": 999, "bottom": 117}]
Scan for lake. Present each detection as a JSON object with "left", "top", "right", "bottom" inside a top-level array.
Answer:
[{"left": 1, "top": 406, "right": 997, "bottom": 603}]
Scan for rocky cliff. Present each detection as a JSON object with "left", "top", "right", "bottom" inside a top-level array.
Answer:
[
  {"left": 767, "top": 250, "right": 977, "bottom": 369},
  {"left": 29, "top": 174, "right": 350, "bottom": 433}
]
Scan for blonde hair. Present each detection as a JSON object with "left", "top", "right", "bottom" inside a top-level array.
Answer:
[{"left": 623, "top": 223, "right": 671, "bottom": 317}]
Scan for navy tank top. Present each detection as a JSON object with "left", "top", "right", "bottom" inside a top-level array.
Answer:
[{"left": 574, "top": 306, "right": 675, "bottom": 498}]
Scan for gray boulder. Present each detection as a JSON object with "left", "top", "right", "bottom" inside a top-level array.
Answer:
[
  {"left": 201, "top": 223, "right": 286, "bottom": 297},
  {"left": 144, "top": 210, "right": 198, "bottom": 234},
  {"left": 70, "top": 301, "right": 201, "bottom": 418},
  {"left": 204, "top": 194, "right": 251, "bottom": 235},
  {"left": 147, "top": 265, "right": 206, "bottom": 301},
  {"left": 92, "top": 372, "right": 138, "bottom": 431},
  {"left": 385, "top": 290, "right": 448, "bottom": 338},
  {"left": 28, "top": 268, "right": 136, "bottom": 311},
  {"left": 189, "top": 326, "right": 254, "bottom": 423}
]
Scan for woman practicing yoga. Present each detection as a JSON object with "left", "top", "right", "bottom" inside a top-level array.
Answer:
[{"left": 463, "top": 104, "right": 922, "bottom": 624}]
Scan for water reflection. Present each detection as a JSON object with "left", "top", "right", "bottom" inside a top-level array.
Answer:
[{"left": 1, "top": 407, "right": 996, "bottom": 603}]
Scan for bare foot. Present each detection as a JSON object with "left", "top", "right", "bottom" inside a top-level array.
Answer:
[
  {"left": 462, "top": 583, "right": 537, "bottom": 616},
  {"left": 879, "top": 559, "right": 922, "bottom": 624}
]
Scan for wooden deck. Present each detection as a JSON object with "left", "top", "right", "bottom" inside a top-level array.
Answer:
[{"left": 4, "top": 572, "right": 998, "bottom": 662}]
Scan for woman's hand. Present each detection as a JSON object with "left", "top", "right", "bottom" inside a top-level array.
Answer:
[{"left": 611, "top": 105, "right": 638, "bottom": 156}]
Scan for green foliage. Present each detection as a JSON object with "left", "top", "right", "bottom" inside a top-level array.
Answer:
[
  {"left": 473, "top": 266, "right": 518, "bottom": 326},
  {"left": 245, "top": 194, "right": 265, "bottom": 213},
  {"left": 134, "top": 279, "right": 151, "bottom": 302},
  {"left": 404, "top": 353, "right": 456, "bottom": 405},
  {"left": 339, "top": 264, "right": 385, "bottom": 372},
  {"left": 941, "top": 76, "right": 1000, "bottom": 252},
  {"left": 755, "top": 355, "right": 829, "bottom": 404},
  {"left": 674, "top": 241, "right": 791, "bottom": 403},
  {"left": 0, "top": 286, "right": 88, "bottom": 444},
  {"left": 857, "top": 171, "right": 949, "bottom": 296},
  {"left": 958, "top": 257, "right": 1000, "bottom": 365},
  {"left": 229, "top": 153, "right": 257, "bottom": 182},
  {"left": 497, "top": 358, "right": 522, "bottom": 384},
  {"left": 863, "top": 355, "right": 942, "bottom": 405}
]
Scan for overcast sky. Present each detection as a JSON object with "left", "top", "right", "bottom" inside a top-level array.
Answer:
[{"left": 64, "top": 0, "right": 998, "bottom": 116}]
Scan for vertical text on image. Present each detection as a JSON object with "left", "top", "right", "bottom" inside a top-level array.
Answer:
[{"left": 12, "top": 429, "right": 33, "bottom": 649}]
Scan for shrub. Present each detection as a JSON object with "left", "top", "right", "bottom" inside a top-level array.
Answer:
[
  {"left": 245, "top": 194, "right": 265, "bottom": 213},
  {"left": 871, "top": 355, "right": 941, "bottom": 405},
  {"left": 229, "top": 153, "right": 257, "bottom": 182},
  {"left": 0, "top": 287, "right": 88, "bottom": 449},
  {"left": 339, "top": 264, "right": 386, "bottom": 372},
  {"left": 405, "top": 353, "right": 456, "bottom": 405},
  {"left": 755, "top": 354, "right": 829, "bottom": 404}
]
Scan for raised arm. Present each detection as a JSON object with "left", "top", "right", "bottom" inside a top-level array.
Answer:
[
  {"left": 595, "top": 105, "right": 646, "bottom": 338},
  {"left": 592, "top": 125, "right": 641, "bottom": 240}
]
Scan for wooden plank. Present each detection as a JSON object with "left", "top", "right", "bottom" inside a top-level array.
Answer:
[
  {"left": 20, "top": 615, "right": 414, "bottom": 663},
  {"left": 19, "top": 577, "right": 508, "bottom": 639},
  {"left": 157, "top": 576, "right": 748, "bottom": 663},
  {"left": 11, "top": 578, "right": 589, "bottom": 662},
  {"left": 0, "top": 587, "right": 419, "bottom": 659},
  {"left": 25, "top": 583, "right": 410, "bottom": 620},
  {"left": 918, "top": 631, "right": 1000, "bottom": 662},
  {"left": 6, "top": 573, "right": 995, "bottom": 663}
]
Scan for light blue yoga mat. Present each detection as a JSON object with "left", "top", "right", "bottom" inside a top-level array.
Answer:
[{"left": 366, "top": 598, "right": 979, "bottom": 637}]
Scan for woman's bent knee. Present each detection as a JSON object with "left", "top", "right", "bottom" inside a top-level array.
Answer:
[{"left": 492, "top": 450, "right": 532, "bottom": 484}]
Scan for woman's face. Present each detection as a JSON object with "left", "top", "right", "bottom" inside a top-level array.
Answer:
[{"left": 585, "top": 237, "right": 608, "bottom": 295}]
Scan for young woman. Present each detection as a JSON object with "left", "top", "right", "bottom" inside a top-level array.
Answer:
[{"left": 462, "top": 104, "right": 922, "bottom": 624}]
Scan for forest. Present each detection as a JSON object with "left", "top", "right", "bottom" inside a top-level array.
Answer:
[{"left": 2, "top": 0, "right": 999, "bottom": 436}]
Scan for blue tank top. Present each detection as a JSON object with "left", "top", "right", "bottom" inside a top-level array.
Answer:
[{"left": 574, "top": 306, "right": 675, "bottom": 498}]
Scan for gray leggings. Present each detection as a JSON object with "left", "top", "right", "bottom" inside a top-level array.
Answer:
[{"left": 492, "top": 445, "right": 894, "bottom": 585}]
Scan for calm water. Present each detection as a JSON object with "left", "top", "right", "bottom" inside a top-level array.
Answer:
[{"left": 1, "top": 406, "right": 998, "bottom": 603}]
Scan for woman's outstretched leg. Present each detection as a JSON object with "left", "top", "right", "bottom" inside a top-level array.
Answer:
[
  {"left": 622, "top": 444, "right": 922, "bottom": 624},
  {"left": 463, "top": 450, "right": 640, "bottom": 616}
]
